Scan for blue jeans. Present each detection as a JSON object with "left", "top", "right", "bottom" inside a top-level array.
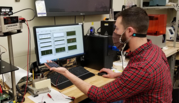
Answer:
[{"left": 113, "top": 100, "right": 123, "bottom": 103}]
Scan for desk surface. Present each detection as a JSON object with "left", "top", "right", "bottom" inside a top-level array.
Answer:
[
  {"left": 163, "top": 47, "right": 178, "bottom": 57},
  {"left": 166, "top": 41, "right": 179, "bottom": 48},
  {"left": 24, "top": 68, "right": 114, "bottom": 103},
  {"left": 24, "top": 42, "right": 179, "bottom": 103},
  {"left": 165, "top": 41, "right": 179, "bottom": 59}
]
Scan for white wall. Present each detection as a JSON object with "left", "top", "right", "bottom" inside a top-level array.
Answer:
[
  {"left": 113, "top": 0, "right": 124, "bottom": 11},
  {"left": 0, "top": 0, "right": 124, "bottom": 69},
  {"left": 2, "top": 0, "right": 175, "bottom": 70}
]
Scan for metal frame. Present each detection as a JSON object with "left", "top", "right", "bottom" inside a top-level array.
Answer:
[
  {"left": 140, "top": 0, "right": 179, "bottom": 86},
  {"left": 7, "top": 36, "right": 17, "bottom": 101},
  {"left": 168, "top": 54, "right": 177, "bottom": 84},
  {"left": 140, "top": 0, "right": 179, "bottom": 48}
]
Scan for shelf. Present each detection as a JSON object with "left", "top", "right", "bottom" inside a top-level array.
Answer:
[
  {"left": 0, "top": 60, "right": 19, "bottom": 74},
  {"left": 0, "top": 30, "right": 22, "bottom": 37},
  {"left": 142, "top": 6, "right": 175, "bottom": 10}
]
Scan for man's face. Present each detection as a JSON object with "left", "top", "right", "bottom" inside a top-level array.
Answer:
[{"left": 114, "top": 17, "right": 127, "bottom": 42}]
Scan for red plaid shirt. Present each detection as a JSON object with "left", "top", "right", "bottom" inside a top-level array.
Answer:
[{"left": 87, "top": 40, "right": 172, "bottom": 103}]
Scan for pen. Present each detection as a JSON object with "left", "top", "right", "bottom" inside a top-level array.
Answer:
[{"left": 47, "top": 93, "right": 54, "bottom": 101}]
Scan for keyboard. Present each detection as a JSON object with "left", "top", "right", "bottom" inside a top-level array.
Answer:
[{"left": 48, "top": 66, "right": 95, "bottom": 89}]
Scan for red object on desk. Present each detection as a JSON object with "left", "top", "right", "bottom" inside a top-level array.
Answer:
[
  {"left": 47, "top": 93, "right": 54, "bottom": 101},
  {"left": 0, "top": 85, "right": 3, "bottom": 94}
]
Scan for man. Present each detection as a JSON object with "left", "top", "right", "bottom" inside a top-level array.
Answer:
[{"left": 45, "top": 7, "right": 172, "bottom": 103}]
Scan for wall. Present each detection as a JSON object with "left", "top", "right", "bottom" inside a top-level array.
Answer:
[
  {"left": 1, "top": 0, "right": 176, "bottom": 70},
  {"left": 0, "top": 0, "right": 124, "bottom": 69}
]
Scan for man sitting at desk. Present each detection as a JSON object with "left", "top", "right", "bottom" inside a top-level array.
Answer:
[{"left": 45, "top": 7, "right": 172, "bottom": 103}]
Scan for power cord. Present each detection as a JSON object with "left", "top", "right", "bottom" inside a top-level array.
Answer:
[
  {"left": 97, "top": 27, "right": 101, "bottom": 34},
  {"left": 13, "top": 8, "right": 36, "bottom": 22},
  {"left": 25, "top": 22, "right": 31, "bottom": 78},
  {"left": 18, "top": 18, "right": 31, "bottom": 103},
  {"left": 54, "top": 17, "right": 56, "bottom": 25},
  {"left": 74, "top": 16, "right": 76, "bottom": 23},
  {"left": 0, "top": 45, "right": 7, "bottom": 54}
]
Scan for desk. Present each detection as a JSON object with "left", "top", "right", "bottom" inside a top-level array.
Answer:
[
  {"left": 163, "top": 46, "right": 178, "bottom": 85},
  {"left": 166, "top": 41, "right": 179, "bottom": 60},
  {"left": 24, "top": 43, "right": 179, "bottom": 103},
  {"left": 165, "top": 41, "right": 179, "bottom": 86},
  {"left": 24, "top": 68, "right": 114, "bottom": 103}
]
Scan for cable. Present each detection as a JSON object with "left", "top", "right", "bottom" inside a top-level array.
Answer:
[
  {"left": 0, "top": 45, "right": 7, "bottom": 53},
  {"left": 121, "top": 43, "right": 126, "bottom": 70},
  {"left": 82, "top": 15, "right": 85, "bottom": 24},
  {"left": 13, "top": 8, "right": 36, "bottom": 22},
  {"left": 97, "top": 27, "right": 101, "bottom": 34},
  {"left": 1, "top": 74, "right": 9, "bottom": 93},
  {"left": 2, "top": 74, "right": 5, "bottom": 89},
  {"left": 54, "top": 17, "right": 56, "bottom": 25},
  {"left": 56, "top": 75, "right": 61, "bottom": 86},
  {"left": 59, "top": 91, "right": 75, "bottom": 102},
  {"left": 74, "top": 16, "right": 76, "bottom": 24},
  {"left": 21, "top": 19, "right": 30, "bottom": 103},
  {"left": 25, "top": 22, "right": 31, "bottom": 79}
]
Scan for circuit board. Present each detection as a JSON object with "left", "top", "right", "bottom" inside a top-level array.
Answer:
[{"left": 0, "top": 93, "right": 10, "bottom": 101}]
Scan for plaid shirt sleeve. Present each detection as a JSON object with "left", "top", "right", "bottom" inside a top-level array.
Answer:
[{"left": 87, "top": 67, "right": 151, "bottom": 103}]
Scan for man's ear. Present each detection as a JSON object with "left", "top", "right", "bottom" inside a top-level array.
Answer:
[{"left": 127, "top": 27, "right": 135, "bottom": 37}]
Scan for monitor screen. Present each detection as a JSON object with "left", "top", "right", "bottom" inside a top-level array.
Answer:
[
  {"left": 33, "top": 23, "right": 84, "bottom": 65},
  {"left": 35, "top": 0, "right": 111, "bottom": 17}
]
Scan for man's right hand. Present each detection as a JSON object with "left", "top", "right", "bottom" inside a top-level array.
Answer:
[
  {"left": 99, "top": 68, "right": 122, "bottom": 78},
  {"left": 45, "top": 60, "right": 68, "bottom": 75}
]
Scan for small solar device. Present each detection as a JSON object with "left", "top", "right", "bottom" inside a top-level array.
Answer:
[{"left": 46, "top": 62, "right": 60, "bottom": 68}]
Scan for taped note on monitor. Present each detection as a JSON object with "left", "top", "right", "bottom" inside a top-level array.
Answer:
[{"left": 35, "top": 0, "right": 47, "bottom": 17}]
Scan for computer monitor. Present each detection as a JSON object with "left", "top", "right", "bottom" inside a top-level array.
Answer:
[{"left": 33, "top": 23, "right": 84, "bottom": 66}]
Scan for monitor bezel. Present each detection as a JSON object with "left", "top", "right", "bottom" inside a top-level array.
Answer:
[
  {"left": 33, "top": 23, "right": 85, "bottom": 66},
  {"left": 35, "top": 0, "right": 112, "bottom": 17}
]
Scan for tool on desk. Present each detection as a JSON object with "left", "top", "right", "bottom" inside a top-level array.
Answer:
[
  {"left": 32, "top": 78, "right": 51, "bottom": 89},
  {"left": 47, "top": 93, "right": 54, "bottom": 101},
  {"left": 27, "top": 86, "right": 51, "bottom": 97}
]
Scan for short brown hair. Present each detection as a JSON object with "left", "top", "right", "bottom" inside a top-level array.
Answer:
[{"left": 116, "top": 7, "right": 149, "bottom": 34}]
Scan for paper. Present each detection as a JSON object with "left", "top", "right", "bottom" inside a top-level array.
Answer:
[
  {"left": 163, "top": 46, "right": 168, "bottom": 50},
  {"left": 28, "top": 88, "right": 71, "bottom": 103},
  {"left": 113, "top": 61, "right": 128, "bottom": 72},
  {"left": 3, "top": 67, "right": 31, "bottom": 88},
  {"left": 35, "top": 0, "right": 47, "bottom": 17}
]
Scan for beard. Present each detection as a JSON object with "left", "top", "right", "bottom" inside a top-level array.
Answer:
[
  {"left": 112, "top": 32, "right": 130, "bottom": 51},
  {"left": 121, "top": 32, "right": 130, "bottom": 51}
]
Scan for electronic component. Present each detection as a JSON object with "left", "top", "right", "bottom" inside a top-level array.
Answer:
[
  {"left": 84, "top": 35, "right": 116, "bottom": 70},
  {"left": 46, "top": 62, "right": 60, "bottom": 68},
  {"left": 32, "top": 78, "right": 51, "bottom": 89},
  {"left": 101, "top": 20, "right": 115, "bottom": 35},
  {"left": 33, "top": 23, "right": 84, "bottom": 65},
  {"left": 28, "top": 86, "right": 51, "bottom": 97},
  {"left": 0, "top": 93, "right": 10, "bottom": 101},
  {"left": 0, "top": 6, "right": 13, "bottom": 16},
  {"left": 166, "top": 27, "right": 175, "bottom": 40},
  {"left": 0, "top": 16, "right": 23, "bottom": 35},
  {"left": 90, "top": 26, "right": 95, "bottom": 35},
  {"left": 35, "top": 0, "right": 111, "bottom": 17}
]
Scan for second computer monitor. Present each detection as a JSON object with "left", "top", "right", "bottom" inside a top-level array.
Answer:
[{"left": 33, "top": 23, "right": 84, "bottom": 65}]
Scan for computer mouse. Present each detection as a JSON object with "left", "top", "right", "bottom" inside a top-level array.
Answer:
[{"left": 97, "top": 72, "right": 108, "bottom": 76}]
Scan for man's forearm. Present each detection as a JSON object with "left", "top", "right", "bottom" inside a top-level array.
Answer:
[
  {"left": 114, "top": 73, "right": 122, "bottom": 78},
  {"left": 62, "top": 71, "right": 92, "bottom": 94}
]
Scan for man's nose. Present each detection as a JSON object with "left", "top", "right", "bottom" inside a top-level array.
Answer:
[{"left": 114, "top": 29, "right": 117, "bottom": 34}]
